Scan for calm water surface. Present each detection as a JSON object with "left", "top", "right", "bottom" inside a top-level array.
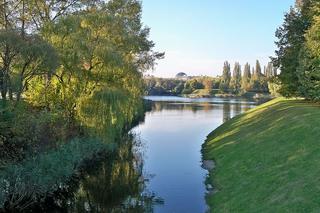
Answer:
[
  {"left": 131, "top": 96, "right": 257, "bottom": 213},
  {"left": 54, "top": 96, "right": 259, "bottom": 212}
]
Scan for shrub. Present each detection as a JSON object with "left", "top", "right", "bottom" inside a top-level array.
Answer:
[{"left": 0, "top": 138, "right": 113, "bottom": 211}]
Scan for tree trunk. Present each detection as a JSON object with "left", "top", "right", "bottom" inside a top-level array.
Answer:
[
  {"left": 8, "top": 76, "right": 13, "bottom": 100},
  {"left": 0, "top": 68, "right": 5, "bottom": 99},
  {"left": 0, "top": 74, "right": 7, "bottom": 100},
  {"left": 16, "top": 92, "right": 21, "bottom": 102}
]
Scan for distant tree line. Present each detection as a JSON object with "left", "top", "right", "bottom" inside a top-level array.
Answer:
[
  {"left": 144, "top": 60, "right": 277, "bottom": 96},
  {"left": 145, "top": 76, "right": 219, "bottom": 96},
  {"left": 147, "top": 0, "right": 320, "bottom": 100}
]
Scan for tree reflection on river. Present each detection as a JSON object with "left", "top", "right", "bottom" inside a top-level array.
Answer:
[
  {"left": 130, "top": 97, "right": 258, "bottom": 212},
  {"left": 150, "top": 100, "right": 253, "bottom": 123},
  {"left": 52, "top": 135, "right": 163, "bottom": 212},
  {"left": 47, "top": 97, "right": 259, "bottom": 212}
]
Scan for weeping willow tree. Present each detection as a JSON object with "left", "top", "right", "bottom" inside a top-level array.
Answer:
[
  {"left": 0, "top": 0, "right": 162, "bottom": 210},
  {"left": 25, "top": 0, "right": 163, "bottom": 140},
  {"left": 78, "top": 89, "right": 142, "bottom": 142},
  {"left": 1, "top": 0, "right": 162, "bottom": 139}
]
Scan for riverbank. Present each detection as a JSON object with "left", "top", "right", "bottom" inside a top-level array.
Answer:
[
  {"left": 184, "top": 90, "right": 272, "bottom": 99},
  {"left": 146, "top": 88, "right": 272, "bottom": 100},
  {"left": 0, "top": 98, "right": 149, "bottom": 211},
  {"left": 202, "top": 98, "right": 320, "bottom": 212}
]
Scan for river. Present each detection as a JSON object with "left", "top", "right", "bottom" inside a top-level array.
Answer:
[
  {"left": 131, "top": 96, "right": 258, "bottom": 212},
  {"left": 54, "top": 96, "right": 259, "bottom": 212}
]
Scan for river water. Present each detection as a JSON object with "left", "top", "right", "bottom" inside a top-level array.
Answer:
[
  {"left": 130, "top": 96, "right": 258, "bottom": 212},
  {"left": 54, "top": 96, "right": 259, "bottom": 212}
]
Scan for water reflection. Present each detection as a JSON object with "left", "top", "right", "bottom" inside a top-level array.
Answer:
[
  {"left": 51, "top": 135, "right": 163, "bottom": 212},
  {"left": 46, "top": 97, "right": 260, "bottom": 213},
  {"left": 223, "top": 103, "right": 231, "bottom": 122},
  {"left": 131, "top": 97, "right": 259, "bottom": 212},
  {"left": 149, "top": 101, "right": 254, "bottom": 124}
]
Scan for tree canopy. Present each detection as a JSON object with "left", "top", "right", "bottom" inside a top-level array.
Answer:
[{"left": 273, "top": 0, "right": 320, "bottom": 100}]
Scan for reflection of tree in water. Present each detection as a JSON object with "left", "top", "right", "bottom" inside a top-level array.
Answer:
[
  {"left": 223, "top": 103, "right": 231, "bottom": 122},
  {"left": 152, "top": 102, "right": 214, "bottom": 113},
  {"left": 52, "top": 135, "right": 163, "bottom": 212},
  {"left": 203, "top": 103, "right": 213, "bottom": 112},
  {"left": 152, "top": 101, "right": 254, "bottom": 124},
  {"left": 233, "top": 102, "right": 242, "bottom": 116}
]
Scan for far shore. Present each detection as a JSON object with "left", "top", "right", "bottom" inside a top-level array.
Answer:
[{"left": 145, "top": 92, "right": 273, "bottom": 100}]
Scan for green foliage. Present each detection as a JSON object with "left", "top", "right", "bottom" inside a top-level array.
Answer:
[
  {"left": 273, "top": 0, "right": 320, "bottom": 100},
  {"left": 268, "top": 77, "right": 282, "bottom": 97},
  {"left": 265, "top": 62, "right": 277, "bottom": 79},
  {"left": 274, "top": 8, "right": 306, "bottom": 96},
  {"left": 219, "top": 61, "right": 231, "bottom": 92},
  {"left": 0, "top": 0, "right": 162, "bottom": 210},
  {"left": 252, "top": 60, "right": 262, "bottom": 81},
  {"left": 144, "top": 76, "right": 217, "bottom": 96},
  {"left": 202, "top": 77, "right": 213, "bottom": 90},
  {"left": 187, "top": 79, "right": 204, "bottom": 90},
  {"left": 34, "top": 1, "right": 162, "bottom": 124},
  {"left": 145, "top": 59, "right": 274, "bottom": 97},
  {"left": 0, "top": 32, "right": 58, "bottom": 101},
  {"left": 173, "top": 82, "right": 185, "bottom": 94},
  {"left": 273, "top": 1, "right": 315, "bottom": 97},
  {"left": 0, "top": 138, "right": 112, "bottom": 211},
  {"left": 230, "top": 62, "right": 242, "bottom": 94},
  {"left": 0, "top": 101, "right": 77, "bottom": 164},
  {"left": 78, "top": 88, "right": 144, "bottom": 141},
  {"left": 297, "top": 9, "right": 320, "bottom": 100},
  {"left": 241, "top": 63, "right": 251, "bottom": 92},
  {"left": 144, "top": 78, "right": 185, "bottom": 95}
]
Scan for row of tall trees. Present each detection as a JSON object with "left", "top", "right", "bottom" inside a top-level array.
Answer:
[
  {"left": 219, "top": 60, "right": 276, "bottom": 94},
  {"left": 144, "top": 59, "right": 277, "bottom": 96},
  {"left": 273, "top": 0, "right": 320, "bottom": 100}
]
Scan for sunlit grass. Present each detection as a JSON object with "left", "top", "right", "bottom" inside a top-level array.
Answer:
[{"left": 203, "top": 98, "right": 320, "bottom": 212}]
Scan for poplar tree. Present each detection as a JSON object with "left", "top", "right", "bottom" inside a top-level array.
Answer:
[
  {"left": 265, "top": 62, "right": 276, "bottom": 79},
  {"left": 252, "top": 60, "right": 262, "bottom": 81},
  {"left": 222, "top": 61, "right": 231, "bottom": 85},
  {"left": 241, "top": 63, "right": 251, "bottom": 92},
  {"left": 230, "top": 62, "right": 242, "bottom": 93},
  {"left": 219, "top": 61, "right": 231, "bottom": 92}
]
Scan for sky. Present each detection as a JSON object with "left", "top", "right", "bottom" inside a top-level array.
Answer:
[{"left": 141, "top": 0, "right": 295, "bottom": 78}]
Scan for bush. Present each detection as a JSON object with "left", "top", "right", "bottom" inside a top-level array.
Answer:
[
  {"left": 0, "top": 102, "right": 78, "bottom": 164},
  {"left": 0, "top": 138, "right": 113, "bottom": 211}
]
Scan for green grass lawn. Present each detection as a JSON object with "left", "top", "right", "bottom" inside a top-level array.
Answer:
[{"left": 202, "top": 98, "right": 320, "bottom": 212}]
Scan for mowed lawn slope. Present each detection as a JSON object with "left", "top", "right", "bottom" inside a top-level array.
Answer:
[{"left": 203, "top": 98, "right": 320, "bottom": 212}]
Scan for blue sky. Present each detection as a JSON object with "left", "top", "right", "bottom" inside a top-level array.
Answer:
[{"left": 141, "top": 0, "right": 295, "bottom": 77}]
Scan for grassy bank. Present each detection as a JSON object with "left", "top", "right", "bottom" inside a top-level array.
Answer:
[{"left": 202, "top": 98, "right": 320, "bottom": 212}]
